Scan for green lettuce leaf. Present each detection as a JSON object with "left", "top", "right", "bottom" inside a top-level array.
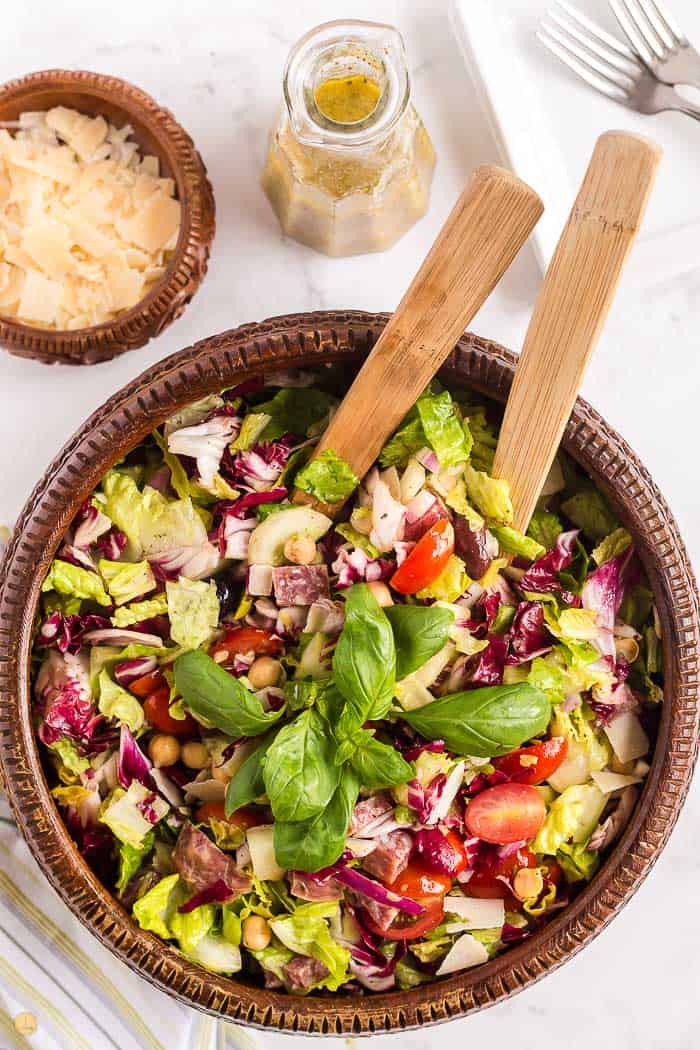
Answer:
[
  {"left": 591, "top": 527, "right": 632, "bottom": 566},
  {"left": 532, "top": 784, "right": 606, "bottom": 855},
  {"left": 111, "top": 593, "right": 169, "bottom": 628},
  {"left": 527, "top": 511, "right": 563, "bottom": 551},
  {"left": 294, "top": 449, "right": 359, "bottom": 505},
  {"left": 99, "top": 559, "right": 156, "bottom": 606},
  {"left": 116, "top": 831, "right": 154, "bottom": 896},
  {"left": 222, "top": 906, "right": 242, "bottom": 946},
  {"left": 97, "top": 670, "right": 145, "bottom": 732},
  {"left": 170, "top": 901, "right": 216, "bottom": 954},
  {"left": 185, "top": 934, "right": 242, "bottom": 973},
  {"left": 416, "top": 555, "right": 469, "bottom": 603},
  {"left": 41, "top": 560, "right": 110, "bottom": 606},
  {"left": 379, "top": 416, "right": 425, "bottom": 468},
  {"left": 166, "top": 578, "right": 219, "bottom": 650},
  {"left": 463, "top": 464, "right": 513, "bottom": 524},
  {"left": 269, "top": 901, "right": 351, "bottom": 992},
  {"left": 255, "top": 388, "right": 333, "bottom": 441},
  {"left": 417, "top": 390, "right": 471, "bottom": 468},
  {"left": 560, "top": 489, "right": 617, "bottom": 542},
  {"left": 100, "top": 783, "right": 167, "bottom": 848},
  {"left": 334, "top": 523, "right": 380, "bottom": 559},
  {"left": 557, "top": 841, "right": 600, "bottom": 883},
  {"left": 230, "top": 412, "right": 272, "bottom": 451},
  {"left": 132, "top": 873, "right": 179, "bottom": 939},
  {"left": 48, "top": 739, "right": 90, "bottom": 779},
  {"left": 490, "top": 525, "right": 545, "bottom": 561}
]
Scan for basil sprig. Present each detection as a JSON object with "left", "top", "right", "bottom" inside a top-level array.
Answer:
[
  {"left": 384, "top": 604, "right": 454, "bottom": 680},
  {"left": 174, "top": 650, "right": 284, "bottom": 737},
  {"left": 273, "top": 767, "right": 360, "bottom": 872},
  {"left": 400, "top": 682, "right": 551, "bottom": 757},
  {"left": 263, "top": 709, "right": 340, "bottom": 822},
  {"left": 333, "top": 584, "right": 396, "bottom": 732}
]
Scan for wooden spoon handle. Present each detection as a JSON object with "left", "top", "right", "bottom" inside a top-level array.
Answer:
[
  {"left": 492, "top": 131, "right": 661, "bottom": 533},
  {"left": 294, "top": 165, "right": 543, "bottom": 515}
]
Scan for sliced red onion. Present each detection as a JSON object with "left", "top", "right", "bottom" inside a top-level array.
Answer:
[
  {"left": 73, "top": 503, "right": 112, "bottom": 548},
  {"left": 405, "top": 490, "right": 436, "bottom": 524},
  {"left": 334, "top": 868, "right": 425, "bottom": 916},
  {"left": 178, "top": 878, "right": 236, "bottom": 913},
  {"left": 60, "top": 545, "right": 98, "bottom": 572},
  {"left": 83, "top": 629, "right": 164, "bottom": 647},
  {"left": 114, "top": 656, "right": 158, "bottom": 687},
  {"left": 96, "top": 528, "right": 128, "bottom": 561}
]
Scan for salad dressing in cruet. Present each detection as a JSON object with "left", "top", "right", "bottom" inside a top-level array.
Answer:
[{"left": 262, "top": 20, "right": 436, "bottom": 256}]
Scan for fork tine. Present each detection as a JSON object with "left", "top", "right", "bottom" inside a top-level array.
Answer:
[
  {"left": 555, "top": 0, "right": 639, "bottom": 60},
  {"left": 537, "top": 27, "right": 631, "bottom": 102},
  {"left": 541, "top": 20, "right": 637, "bottom": 89},
  {"left": 639, "top": 0, "right": 688, "bottom": 48},
  {"left": 610, "top": 0, "right": 664, "bottom": 63},
  {"left": 548, "top": 6, "right": 642, "bottom": 75}
]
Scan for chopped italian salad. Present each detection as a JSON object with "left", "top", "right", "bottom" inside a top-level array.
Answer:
[{"left": 32, "top": 372, "right": 662, "bottom": 995}]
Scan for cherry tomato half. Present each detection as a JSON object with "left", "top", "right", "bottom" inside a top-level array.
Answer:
[
  {"left": 365, "top": 897, "right": 446, "bottom": 941},
  {"left": 389, "top": 860, "right": 453, "bottom": 899},
  {"left": 195, "top": 801, "right": 265, "bottom": 831},
  {"left": 414, "top": 828, "right": 468, "bottom": 877},
  {"left": 390, "top": 519, "right": 454, "bottom": 595},
  {"left": 493, "top": 737, "right": 569, "bottom": 785},
  {"left": 465, "top": 783, "right": 546, "bottom": 845},
  {"left": 210, "top": 626, "right": 283, "bottom": 670},
  {"left": 129, "top": 670, "right": 167, "bottom": 698},
  {"left": 143, "top": 687, "right": 198, "bottom": 737}
]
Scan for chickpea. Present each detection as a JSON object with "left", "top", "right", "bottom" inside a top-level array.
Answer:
[
  {"left": 148, "top": 734, "right": 180, "bottom": 768},
  {"left": 181, "top": 740, "right": 210, "bottom": 770},
  {"left": 283, "top": 534, "right": 317, "bottom": 565},
  {"left": 248, "top": 656, "right": 282, "bottom": 689},
  {"left": 367, "top": 580, "right": 393, "bottom": 607},
  {"left": 242, "top": 914, "right": 271, "bottom": 951},
  {"left": 513, "top": 867, "right": 544, "bottom": 902}
]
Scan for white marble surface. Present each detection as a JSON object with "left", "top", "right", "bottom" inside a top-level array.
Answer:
[{"left": 1, "top": 1, "right": 699, "bottom": 1047}]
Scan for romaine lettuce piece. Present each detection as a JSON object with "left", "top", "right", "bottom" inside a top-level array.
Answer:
[
  {"left": 463, "top": 464, "right": 513, "bottom": 524},
  {"left": 166, "top": 578, "right": 219, "bottom": 650},
  {"left": 97, "top": 670, "right": 145, "bottom": 732},
  {"left": 416, "top": 556, "right": 469, "bottom": 603},
  {"left": 41, "top": 560, "right": 110, "bottom": 606},
  {"left": 417, "top": 390, "right": 471, "bottom": 468},
  {"left": 295, "top": 449, "right": 359, "bottom": 505},
  {"left": 132, "top": 873, "right": 179, "bottom": 939},
  {"left": 269, "top": 901, "right": 350, "bottom": 992},
  {"left": 99, "top": 559, "right": 156, "bottom": 606},
  {"left": 100, "top": 782, "right": 168, "bottom": 848},
  {"left": 111, "top": 593, "right": 169, "bottom": 628},
  {"left": 532, "top": 784, "right": 606, "bottom": 855}
]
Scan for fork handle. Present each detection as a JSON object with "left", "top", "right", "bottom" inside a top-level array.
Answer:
[{"left": 656, "top": 82, "right": 700, "bottom": 121}]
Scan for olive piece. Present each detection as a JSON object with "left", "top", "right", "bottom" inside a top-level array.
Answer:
[
  {"left": 453, "top": 518, "right": 493, "bottom": 579},
  {"left": 215, "top": 572, "right": 240, "bottom": 616}
]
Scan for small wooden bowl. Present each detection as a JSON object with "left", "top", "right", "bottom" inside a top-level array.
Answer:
[
  {"left": 0, "top": 311, "right": 698, "bottom": 1034},
  {"left": 0, "top": 69, "right": 215, "bottom": 365}
]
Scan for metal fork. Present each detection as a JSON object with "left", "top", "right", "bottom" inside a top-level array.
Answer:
[
  {"left": 538, "top": 2, "right": 700, "bottom": 121},
  {"left": 609, "top": 0, "right": 700, "bottom": 88}
]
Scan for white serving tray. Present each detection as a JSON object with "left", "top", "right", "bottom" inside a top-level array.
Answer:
[{"left": 450, "top": 0, "right": 700, "bottom": 279}]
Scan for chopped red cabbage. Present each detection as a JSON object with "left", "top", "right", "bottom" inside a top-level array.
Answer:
[
  {"left": 506, "top": 601, "right": 553, "bottom": 665},
  {"left": 334, "top": 868, "right": 425, "bottom": 916}
]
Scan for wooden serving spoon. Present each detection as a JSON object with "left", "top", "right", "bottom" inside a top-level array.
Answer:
[
  {"left": 492, "top": 130, "right": 661, "bottom": 532},
  {"left": 293, "top": 165, "right": 543, "bottom": 515}
]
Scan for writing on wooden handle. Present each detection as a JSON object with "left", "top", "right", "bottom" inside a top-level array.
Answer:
[
  {"left": 492, "top": 131, "right": 662, "bottom": 533},
  {"left": 294, "top": 165, "right": 543, "bottom": 515}
]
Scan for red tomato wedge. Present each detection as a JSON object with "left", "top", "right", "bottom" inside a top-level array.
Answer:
[
  {"left": 465, "top": 783, "right": 546, "bottom": 844},
  {"left": 390, "top": 519, "right": 454, "bottom": 595},
  {"left": 143, "top": 687, "right": 197, "bottom": 737},
  {"left": 129, "top": 670, "right": 167, "bottom": 698},
  {"left": 195, "top": 801, "right": 265, "bottom": 831},
  {"left": 493, "top": 736, "right": 569, "bottom": 785},
  {"left": 210, "top": 626, "right": 282, "bottom": 670},
  {"left": 363, "top": 861, "right": 451, "bottom": 941},
  {"left": 364, "top": 897, "right": 445, "bottom": 941}
]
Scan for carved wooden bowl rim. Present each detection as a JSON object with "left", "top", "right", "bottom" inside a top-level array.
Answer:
[
  {"left": 0, "top": 69, "right": 215, "bottom": 365},
  {"left": 0, "top": 311, "right": 697, "bottom": 1035}
]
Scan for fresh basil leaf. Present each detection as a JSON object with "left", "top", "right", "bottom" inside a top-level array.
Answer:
[
  {"left": 384, "top": 604, "right": 454, "bottom": 680},
  {"left": 283, "top": 678, "right": 330, "bottom": 712},
  {"left": 225, "top": 730, "right": 278, "bottom": 816},
  {"left": 263, "top": 709, "right": 340, "bottom": 822},
  {"left": 273, "top": 766, "right": 360, "bottom": 873},
  {"left": 349, "top": 735, "right": 414, "bottom": 790},
  {"left": 174, "top": 650, "right": 284, "bottom": 737},
  {"left": 400, "top": 683, "right": 551, "bottom": 757},
  {"left": 333, "top": 584, "right": 395, "bottom": 734}
]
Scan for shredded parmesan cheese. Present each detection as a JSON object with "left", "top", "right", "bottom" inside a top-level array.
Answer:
[{"left": 0, "top": 108, "right": 181, "bottom": 329}]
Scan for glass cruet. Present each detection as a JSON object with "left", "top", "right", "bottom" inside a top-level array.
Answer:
[{"left": 262, "top": 19, "right": 436, "bottom": 257}]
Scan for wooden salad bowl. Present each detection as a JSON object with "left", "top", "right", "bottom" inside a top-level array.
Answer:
[
  {"left": 0, "top": 69, "right": 215, "bottom": 365},
  {"left": 0, "top": 312, "right": 697, "bottom": 1034}
]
